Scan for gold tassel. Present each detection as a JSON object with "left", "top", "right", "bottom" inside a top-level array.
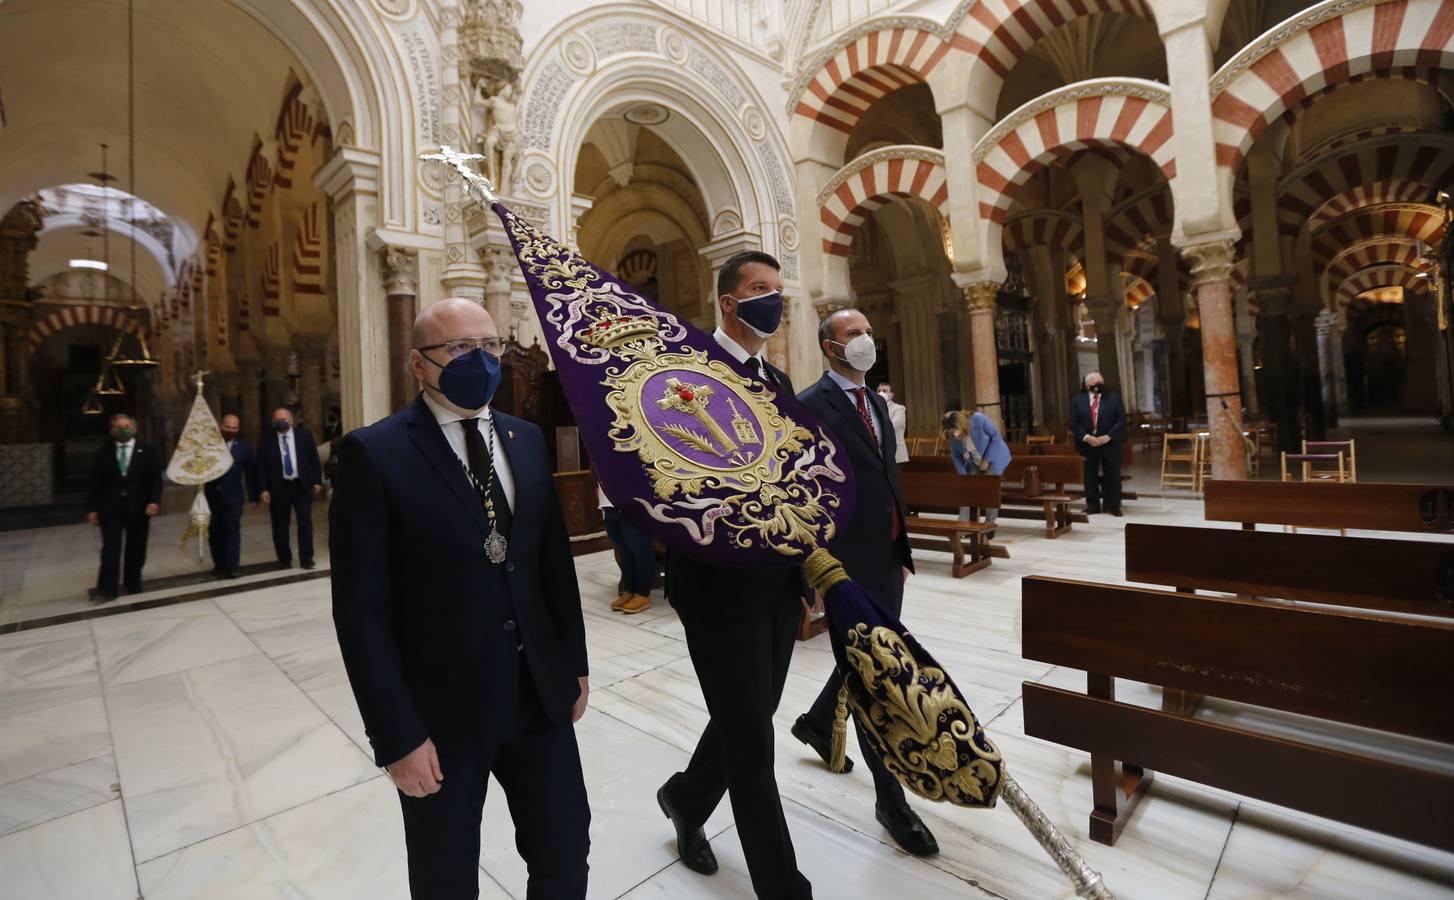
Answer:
[{"left": 829, "top": 682, "right": 850, "bottom": 773}]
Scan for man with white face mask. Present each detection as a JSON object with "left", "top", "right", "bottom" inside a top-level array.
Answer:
[{"left": 788, "top": 308, "right": 937, "bottom": 857}]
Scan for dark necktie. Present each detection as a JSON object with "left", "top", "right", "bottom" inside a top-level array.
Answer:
[
  {"left": 853, "top": 388, "right": 878, "bottom": 445},
  {"left": 459, "top": 417, "right": 512, "bottom": 535},
  {"left": 748, "top": 357, "right": 775, "bottom": 387}
]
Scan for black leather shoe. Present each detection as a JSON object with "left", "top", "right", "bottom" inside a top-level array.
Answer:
[
  {"left": 1109, "top": 509, "right": 1125, "bottom": 517},
  {"left": 876, "top": 805, "right": 939, "bottom": 857},
  {"left": 276, "top": 561, "right": 292, "bottom": 570},
  {"left": 301, "top": 560, "right": 317, "bottom": 570},
  {"left": 791, "top": 715, "right": 853, "bottom": 773},
  {"left": 657, "top": 784, "right": 717, "bottom": 875},
  {"left": 1084, "top": 507, "right": 1101, "bottom": 515}
]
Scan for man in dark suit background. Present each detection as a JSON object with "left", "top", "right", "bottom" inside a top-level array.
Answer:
[
  {"left": 789, "top": 308, "right": 938, "bottom": 857},
  {"left": 257, "top": 406, "right": 321, "bottom": 569},
  {"left": 205, "top": 413, "right": 258, "bottom": 578},
  {"left": 1070, "top": 371, "right": 1127, "bottom": 516},
  {"left": 656, "top": 250, "right": 813, "bottom": 899},
  {"left": 331, "top": 298, "right": 590, "bottom": 899},
  {"left": 85, "top": 413, "right": 163, "bottom": 599}
]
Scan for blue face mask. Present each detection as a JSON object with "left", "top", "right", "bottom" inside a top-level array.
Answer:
[
  {"left": 274, "top": 420, "right": 290, "bottom": 433},
  {"left": 424, "top": 347, "right": 503, "bottom": 411},
  {"left": 733, "top": 290, "right": 784, "bottom": 338}
]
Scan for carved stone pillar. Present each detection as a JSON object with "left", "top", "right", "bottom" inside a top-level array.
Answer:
[
  {"left": 1155, "top": 238, "right": 1190, "bottom": 418},
  {"left": 235, "top": 359, "right": 264, "bottom": 445},
  {"left": 960, "top": 280, "right": 1003, "bottom": 431},
  {"left": 1292, "top": 306, "right": 1325, "bottom": 439},
  {"left": 294, "top": 334, "right": 328, "bottom": 434},
  {"left": 1083, "top": 293, "right": 1124, "bottom": 398},
  {"left": 383, "top": 247, "right": 419, "bottom": 412},
  {"left": 316, "top": 148, "right": 386, "bottom": 429},
  {"left": 479, "top": 243, "right": 515, "bottom": 336},
  {"left": 261, "top": 344, "right": 295, "bottom": 426},
  {"left": 1182, "top": 238, "right": 1247, "bottom": 481},
  {"left": 1233, "top": 285, "right": 1259, "bottom": 418},
  {"left": 885, "top": 282, "right": 942, "bottom": 436},
  {"left": 1249, "top": 274, "right": 1298, "bottom": 450},
  {"left": 439, "top": 1, "right": 488, "bottom": 305},
  {"left": 1314, "top": 309, "right": 1340, "bottom": 429}
]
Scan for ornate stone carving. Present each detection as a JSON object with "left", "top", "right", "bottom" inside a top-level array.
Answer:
[
  {"left": 561, "top": 35, "right": 596, "bottom": 77},
  {"left": 524, "top": 160, "right": 554, "bottom": 195},
  {"left": 814, "top": 298, "right": 849, "bottom": 319},
  {"left": 755, "top": 141, "right": 795, "bottom": 217},
  {"left": 522, "top": 59, "right": 574, "bottom": 150},
  {"left": 712, "top": 209, "right": 744, "bottom": 235},
  {"left": 382, "top": 247, "right": 419, "bottom": 296},
  {"left": 779, "top": 219, "right": 799, "bottom": 251},
  {"left": 423, "top": 203, "right": 442, "bottom": 225},
  {"left": 471, "top": 80, "right": 521, "bottom": 191},
  {"left": 741, "top": 105, "right": 767, "bottom": 142},
  {"left": 1210, "top": 0, "right": 1375, "bottom": 96},
  {"left": 962, "top": 281, "right": 1001, "bottom": 313},
  {"left": 688, "top": 45, "right": 747, "bottom": 112},
  {"left": 587, "top": 22, "right": 657, "bottom": 58},
  {"left": 459, "top": 0, "right": 525, "bottom": 87},
  {"left": 1182, "top": 238, "right": 1238, "bottom": 286},
  {"left": 973, "top": 79, "right": 1172, "bottom": 164},
  {"left": 816, "top": 145, "right": 946, "bottom": 206},
  {"left": 661, "top": 26, "right": 689, "bottom": 65}
]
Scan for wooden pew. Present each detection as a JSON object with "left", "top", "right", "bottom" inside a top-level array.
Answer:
[
  {"left": 1020, "top": 575, "right": 1454, "bottom": 849},
  {"left": 1204, "top": 479, "right": 1454, "bottom": 534},
  {"left": 899, "top": 470, "right": 1002, "bottom": 577},
  {"left": 1000, "top": 456, "right": 1078, "bottom": 538},
  {"left": 1125, "top": 524, "right": 1454, "bottom": 618},
  {"left": 1004, "top": 442, "right": 1138, "bottom": 502}
]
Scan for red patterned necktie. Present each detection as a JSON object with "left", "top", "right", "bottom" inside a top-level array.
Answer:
[
  {"left": 1091, "top": 395, "right": 1100, "bottom": 432},
  {"left": 855, "top": 388, "right": 901, "bottom": 538}
]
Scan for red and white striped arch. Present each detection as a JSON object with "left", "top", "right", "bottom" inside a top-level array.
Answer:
[
  {"left": 1103, "top": 186, "right": 1174, "bottom": 265},
  {"left": 1313, "top": 205, "right": 1445, "bottom": 271},
  {"left": 1335, "top": 262, "right": 1425, "bottom": 311},
  {"left": 1122, "top": 273, "right": 1155, "bottom": 308},
  {"left": 791, "top": 26, "right": 963, "bottom": 135},
  {"left": 954, "top": 0, "right": 1155, "bottom": 96},
  {"left": 819, "top": 149, "right": 949, "bottom": 256},
  {"left": 28, "top": 305, "right": 147, "bottom": 349},
  {"left": 1274, "top": 135, "right": 1454, "bottom": 236},
  {"left": 1323, "top": 238, "right": 1426, "bottom": 301},
  {"left": 1211, "top": 0, "right": 1454, "bottom": 171},
  {"left": 974, "top": 82, "right": 1175, "bottom": 225},
  {"left": 1001, "top": 209, "right": 1083, "bottom": 255}
]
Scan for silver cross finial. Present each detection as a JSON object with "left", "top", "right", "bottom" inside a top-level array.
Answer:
[{"left": 419, "top": 145, "right": 498, "bottom": 205}]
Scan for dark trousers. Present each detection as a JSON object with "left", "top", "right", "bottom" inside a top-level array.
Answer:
[
  {"left": 397, "top": 664, "right": 590, "bottom": 900},
  {"left": 602, "top": 507, "right": 655, "bottom": 596},
  {"left": 268, "top": 481, "right": 314, "bottom": 565},
  {"left": 97, "top": 511, "right": 150, "bottom": 596},
  {"left": 1081, "top": 442, "right": 1123, "bottom": 512},
  {"left": 804, "top": 572, "right": 907, "bottom": 813},
  {"left": 208, "top": 498, "right": 243, "bottom": 572},
  {"left": 665, "top": 567, "right": 811, "bottom": 900}
]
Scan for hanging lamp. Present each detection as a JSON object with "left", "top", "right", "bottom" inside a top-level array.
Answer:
[{"left": 109, "top": 0, "right": 159, "bottom": 368}]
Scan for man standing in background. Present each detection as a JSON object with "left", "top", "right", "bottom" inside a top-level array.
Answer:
[
  {"left": 1071, "top": 371, "right": 1126, "bottom": 516},
  {"left": 257, "top": 407, "right": 322, "bottom": 568},
  {"left": 877, "top": 382, "right": 909, "bottom": 464},
  {"left": 86, "top": 413, "right": 163, "bottom": 599},
  {"left": 205, "top": 413, "right": 258, "bottom": 578}
]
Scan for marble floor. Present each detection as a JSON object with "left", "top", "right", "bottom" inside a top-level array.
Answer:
[
  {"left": 0, "top": 500, "right": 331, "bottom": 626},
  {"left": 2, "top": 497, "right": 1453, "bottom": 899}
]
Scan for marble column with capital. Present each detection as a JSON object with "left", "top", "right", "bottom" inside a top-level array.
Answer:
[
  {"left": 1083, "top": 293, "right": 1124, "bottom": 398},
  {"left": 439, "top": 2, "right": 488, "bottom": 305},
  {"left": 383, "top": 247, "right": 419, "bottom": 412},
  {"left": 1292, "top": 305, "right": 1326, "bottom": 439},
  {"left": 1182, "top": 238, "right": 1248, "bottom": 481},
  {"left": 1314, "top": 309, "right": 1341, "bottom": 429},
  {"left": 1232, "top": 287, "right": 1259, "bottom": 418},
  {"left": 962, "top": 280, "right": 1003, "bottom": 431},
  {"left": 1155, "top": 238, "right": 1190, "bottom": 418}
]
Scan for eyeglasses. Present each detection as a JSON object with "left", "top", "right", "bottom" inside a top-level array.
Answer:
[{"left": 417, "top": 337, "right": 503, "bottom": 359}]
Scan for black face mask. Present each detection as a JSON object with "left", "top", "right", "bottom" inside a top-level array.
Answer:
[{"left": 1088, "top": 384, "right": 1104, "bottom": 395}]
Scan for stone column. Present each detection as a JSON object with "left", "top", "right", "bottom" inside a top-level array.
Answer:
[
  {"left": 1292, "top": 306, "right": 1325, "bottom": 439},
  {"left": 316, "top": 148, "right": 386, "bottom": 429},
  {"left": 886, "top": 277, "right": 942, "bottom": 434},
  {"left": 382, "top": 247, "right": 419, "bottom": 411},
  {"left": 1182, "top": 237, "right": 1247, "bottom": 481},
  {"left": 262, "top": 344, "right": 295, "bottom": 424},
  {"left": 1155, "top": 238, "right": 1189, "bottom": 418},
  {"left": 1314, "top": 309, "right": 1340, "bottom": 429},
  {"left": 235, "top": 358, "right": 264, "bottom": 445},
  {"left": 293, "top": 334, "right": 328, "bottom": 433},
  {"left": 480, "top": 244, "right": 515, "bottom": 335},
  {"left": 961, "top": 279, "right": 1004, "bottom": 431},
  {"left": 1083, "top": 293, "right": 1124, "bottom": 395},
  {"left": 439, "top": 1, "right": 488, "bottom": 305},
  {"left": 0, "top": 201, "right": 42, "bottom": 443},
  {"left": 1249, "top": 275, "right": 1298, "bottom": 450}
]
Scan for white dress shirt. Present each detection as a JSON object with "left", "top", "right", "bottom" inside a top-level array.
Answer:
[
  {"left": 826, "top": 367, "right": 883, "bottom": 441},
  {"left": 421, "top": 391, "right": 516, "bottom": 509},
  {"left": 713, "top": 327, "right": 768, "bottom": 369},
  {"left": 115, "top": 438, "right": 136, "bottom": 471},
  {"left": 276, "top": 428, "right": 300, "bottom": 480}
]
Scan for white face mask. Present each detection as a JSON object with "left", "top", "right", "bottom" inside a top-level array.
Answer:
[{"left": 830, "top": 334, "right": 877, "bottom": 372}]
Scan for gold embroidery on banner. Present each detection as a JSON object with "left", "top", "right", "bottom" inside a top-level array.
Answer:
[{"left": 842, "top": 624, "right": 1003, "bottom": 807}]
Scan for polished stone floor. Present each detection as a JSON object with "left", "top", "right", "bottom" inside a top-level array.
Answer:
[{"left": 3, "top": 496, "right": 1453, "bottom": 899}]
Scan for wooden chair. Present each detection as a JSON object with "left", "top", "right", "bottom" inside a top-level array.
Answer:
[
  {"left": 1160, "top": 433, "right": 1199, "bottom": 494},
  {"left": 1194, "top": 432, "right": 1213, "bottom": 492},
  {"left": 1281, "top": 451, "right": 1347, "bottom": 484},
  {"left": 1303, "top": 440, "right": 1357, "bottom": 482}
]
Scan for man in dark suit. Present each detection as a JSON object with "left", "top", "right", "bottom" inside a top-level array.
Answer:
[
  {"left": 789, "top": 308, "right": 937, "bottom": 857},
  {"left": 1071, "top": 371, "right": 1127, "bottom": 516},
  {"left": 331, "top": 298, "right": 590, "bottom": 899},
  {"left": 86, "top": 413, "right": 163, "bottom": 599},
  {"left": 257, "top": 406, "right": 321, "bottom": 568},
  {"left": 205, "top": 413, "right": 258, "bottom": 578},
  {"left": 657, "top": 251, "right": 813, "bottom": 900}
]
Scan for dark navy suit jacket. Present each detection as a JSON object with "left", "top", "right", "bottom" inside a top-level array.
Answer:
[
  {"left": 1070, "top": 391, "right": 1127, "bottom": 455},
  {"left": 257, "top": 427, "right": 322, "bottom": 493},
  {"left": 204, "top": 440, "right": 259, "bottom": 507},
  {"left": 798, "top": 373, "right": 913, "bottom": 592},
  {"left": 330, "top": 396, "right": 587, "bottom": 767}
]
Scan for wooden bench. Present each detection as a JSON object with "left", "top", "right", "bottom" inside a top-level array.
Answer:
[
  {"left": 1004, "top": 442, "right": 1138, "bottom": 502},
  {"left": 899, "top": 470, "right": 1002, "bottom": 577},
  {"left": 1204, "top": 479, "right": 1454, "bottom": 534},
  {"left": 1125, "top": 524, "right": 1454, "bottom": 619},
  {"left": 1000, "top": 456, "right": 1078, "bottom": 538},
  {"left": 1020, "top": 575, "right": 1454, "bottom": 850}
]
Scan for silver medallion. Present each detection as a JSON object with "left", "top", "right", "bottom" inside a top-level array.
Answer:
[{"left": 484, "top": 529, "right": 509, "bottom": 565}]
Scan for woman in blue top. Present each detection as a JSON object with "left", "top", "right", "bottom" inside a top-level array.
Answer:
[{"left": 942, "top": 408, "right": 1012, "bottom": 534}]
